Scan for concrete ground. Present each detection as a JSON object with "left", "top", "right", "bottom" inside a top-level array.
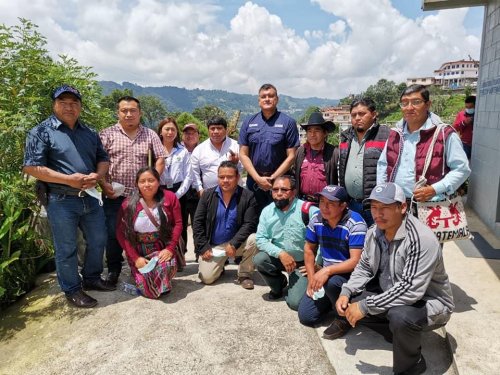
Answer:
[{"left": 0, "top": 207, "right": 498, "bottom": 374}]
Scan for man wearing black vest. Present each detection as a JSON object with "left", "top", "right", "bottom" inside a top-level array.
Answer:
[{"left": 339, "top": 98, "right": 389, "bottom": 226}]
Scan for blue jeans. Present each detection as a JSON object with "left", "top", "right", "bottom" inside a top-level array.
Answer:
[
  {"left": 348, "top": 200, "right": 374, "bottom": 227},
  {"left": 103, "top": 196, "right": 125, "bottom": 273},
  {"left": 46, "top": 193, "right": 107, "bottom": 294},
  {"left": 298, "top": 273, "right": 350, "bottom": 326}
]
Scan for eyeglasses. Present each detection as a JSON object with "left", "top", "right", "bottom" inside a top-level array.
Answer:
[
  {"left": 272, "top": 187, "right": 292, "bottom": 193},
  {"left": 399, "top": 99, "right": 425, "bottom": 108}
]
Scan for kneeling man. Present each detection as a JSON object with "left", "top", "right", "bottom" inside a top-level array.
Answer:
[
  {"left": 335, "top": 182, "right": 454, "bottom": 375},
  {"left": 193, "top": 161, "right": 258, "bottom": 289},
  {"left": 298, "top": 185, "right": 367, "bottom": 334}
]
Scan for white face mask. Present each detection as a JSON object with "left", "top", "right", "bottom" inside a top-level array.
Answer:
[
  {"left": 138, "top": 256, "right": 159, "bottom": 274},
  {"left": 84, "top": 187, "right": 103, "bottom": 206}
]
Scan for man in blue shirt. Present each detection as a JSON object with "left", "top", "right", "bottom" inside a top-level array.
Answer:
[
  {"left": 193, "top": 161, "right": 258, "bottom": 289},
  {"left": 297, "top": 185, "right": 367, "bottom": 338},
  {"left": 239, "top": 83, "right": 300, "bottom": 213},
  {"left": 23, "top": 85, "right": 114, "bottom": 309}
]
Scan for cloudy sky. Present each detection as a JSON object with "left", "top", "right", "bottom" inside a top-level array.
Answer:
[{"left": 0, "top": 0, "right": 483, "bottom": 99}]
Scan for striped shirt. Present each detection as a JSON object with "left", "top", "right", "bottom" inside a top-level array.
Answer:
[
  {"left": 305, "top": 210, "right": 367, "bottom": 267},
  {"left": 100, "top": 123, "right": 166, "bottom": 196}
]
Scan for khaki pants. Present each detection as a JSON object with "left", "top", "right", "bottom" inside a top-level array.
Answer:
[{"left": 198, "top": 233, "right": 257, "bottom": 284}]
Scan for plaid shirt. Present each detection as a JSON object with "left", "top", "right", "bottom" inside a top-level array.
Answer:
[{"left": 100, "top": 123, "right": 166, "bottom": 196}]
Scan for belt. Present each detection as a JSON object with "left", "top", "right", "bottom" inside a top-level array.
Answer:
[
  {"left": 300, "top": 194, "right": 319, "bottom": 203},
  {"left": 48, "top": 188, "right": 88, "bottom": 197}
]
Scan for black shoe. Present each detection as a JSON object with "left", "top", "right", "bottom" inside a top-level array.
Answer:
[
  {"left": 323, "top": 318, "right": 351, "bottom": 340},
  {"left": 83, "top": 278, "right": 116, "bottom": 291},
  {"left": 66, "top": 290, "right": 98, "bottom": 308},
  {"left": 395, "top": 356, "right": 427, "bottom": 375},
  {"left": 267, "top": 275, "right": 288, "bottom": 300},
  {"left": 106, "top": 272, "right": 120, "bottom": 287}
]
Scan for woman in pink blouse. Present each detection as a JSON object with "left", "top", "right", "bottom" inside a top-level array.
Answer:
[{"left": 117, "top": 167, "right": 182, "bottom": 298}]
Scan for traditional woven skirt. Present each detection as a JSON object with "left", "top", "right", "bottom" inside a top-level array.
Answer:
[{"left": 127, "top": 231, "right": 177, "bottom": 299}]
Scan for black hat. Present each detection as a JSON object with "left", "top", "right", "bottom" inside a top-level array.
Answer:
[{"left": 300, "top": 112, "right": 335, "bottom": 133}]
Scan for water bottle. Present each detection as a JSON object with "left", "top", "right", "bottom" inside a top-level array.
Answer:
[{"left": 120, "top": 281, "right": 140, "bottom": 296}]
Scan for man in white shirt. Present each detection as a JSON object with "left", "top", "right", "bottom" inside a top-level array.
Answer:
[{"left": 190, "top": 116, "right": 242, "bottom": 196}]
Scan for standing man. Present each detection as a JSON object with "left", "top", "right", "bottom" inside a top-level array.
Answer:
[
  {"left": 339, "top": 98, "right": 389, "bottom": 226},
  {"left": 23, "top": 85, "right": 114, "bottom": 308},
  {"left": 297, "top": 185, "right": 367, "bottom": 332},
  {"left": 99, "top": 96, "right": 166, "bottom": 286},
  {"left": 335, "top": 182, "right": 454, "bottom": 375},
  {"left": 293, "top": 112, "right": 339, "bottom": 203},
  {"left": 377, "top": 85, "right": 470, "bottom": 205},
  {"left": 193, "top": 161, "right": 258, "bottom": 289},
  {"left": 452, "top": 95, "right": 476, "bottom": 159},
  {"left": 254, "top": 175, "right": 318, "bottom": 310},
  {"left": 181, "top": 123, "right": 201, "bottom": 257},
  {"left": 239, "top": 83, "right": 299, "bottom": 213},
  {"left": 190, "top": 116, "right": 241, "bottom": 196}
]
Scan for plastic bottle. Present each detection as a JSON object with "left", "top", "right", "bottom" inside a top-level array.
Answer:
[{"left": 120, "top": 281, "right": 140, "bottom": 296}]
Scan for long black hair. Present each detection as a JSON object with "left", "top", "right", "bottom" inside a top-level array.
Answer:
[{"left": 123, "top": 167, "right": 172, "bottom": 246}]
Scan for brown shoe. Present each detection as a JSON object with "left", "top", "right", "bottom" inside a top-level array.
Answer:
[
  {"left": 323, "top": 318, "right": 351, "bottom": 340},
  {"left": 238, "top": 277, "right": 254, "bottom": 290}
]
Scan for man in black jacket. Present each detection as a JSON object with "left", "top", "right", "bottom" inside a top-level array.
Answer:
[
  {"left": 193, "top": 161, "right": 258, "bottom": 289},
  {"left": 293, "top": 112, "right": 339, "bottom": 203},
  {"left": 339, "top": 98, "right": 389, "bottom": 226}
]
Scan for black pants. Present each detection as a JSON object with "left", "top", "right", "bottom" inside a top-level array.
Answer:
[
  {"left": 182, "top": 189, "right": 199, "bottom": 251},
  {"left": 352, "top": 289, "right": 438, "bottom": 373}
]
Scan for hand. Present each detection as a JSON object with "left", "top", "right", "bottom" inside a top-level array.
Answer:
[
  {"left": 228, "top": 150, "right": 239, "bottom": 164},
  {"left": 256, "top": 175, "right": 273, "bottom": 191},
  {"left": 67, "top": 173, "right": 87, "bottom": 189},
  {"left": 299, "top": 264, "right": 322, "bottom": 276},
  {"left": 135, "top": 257, "right": 149, "bottom": 269},
  {"left": 198, "top": 189, "right": 204, "bottom": 198},
  {"left": 463, "top": 117, "right": 473, "bottom": 126},
  {"left": 225, "top": 243, "right": 236, "bottom": 258},
  {"left": 201, "top": 249, "right": 213, "bottom": 261},
  {"left": 413, "top": 185, "right": 436, "bottom": 202},
  {"left": 158, "top": 249, "right": 173, "bottom": 263},
  {"left": 82, "top": 173, "right": 99, "bottom": 189},
  {"left": 101, "top": 181, "right": 116, "bottom": 198},
  {"left": 335, "top": 296, "right": 349, "bottom": 317},
  {"left": 310, "top": 268, "right": 329, "bottom": 292},
  {"left": 345, "top": 302, "right": 365, "bottom": 327},
  {"left": 278, "top": 251, "right": 296, "bottom": 273}
]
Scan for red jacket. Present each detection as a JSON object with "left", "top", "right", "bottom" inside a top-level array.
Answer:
[
  {"left": 116, "top": 190, "right": 182, "bottom": 263},
  {"left": 452, "top": 110, "right": 473, "bottom": 145}
]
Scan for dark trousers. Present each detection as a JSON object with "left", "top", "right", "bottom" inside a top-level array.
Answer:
[
  {"left": 246, "top": 176, "right": 273, "bottom": 215},
  {"left": 182, "top": 188, "right": 199, "bottom": 251},
  {"left": 297, "top": 273, "right": 350, "bottom": 326},
  {"left": 352, "top": 290, "right": 433, "bottom": 373},
  {"left": 103, "top": 196, "right": 125, "bottom": 274}
]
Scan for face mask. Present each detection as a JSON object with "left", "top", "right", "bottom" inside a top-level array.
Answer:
[
  {"left": 85, "top": 187, "right": 103, "bottom": 206},
  {"left": 274, "top": 198, "right": 290, "bottom": 210},
  {"left": 465, "top": 108, "right": 475, "bottom": 115}
]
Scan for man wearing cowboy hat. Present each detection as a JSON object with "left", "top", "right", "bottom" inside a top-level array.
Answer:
[
  {"left": 293, "top": 112, "right": 339, "bottom": 203},
  {"left": 339, "top": 97, "right": 390, "bottom": 226}
]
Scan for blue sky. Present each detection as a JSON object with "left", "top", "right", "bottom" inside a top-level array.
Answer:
[{"left": 0, "top": 0, "right": 484, "bottom": 98}]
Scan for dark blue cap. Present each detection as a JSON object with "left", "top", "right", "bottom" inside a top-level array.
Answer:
[
  {"left": 317, "top": 185, "right": 348, "bottom": 202},
  {"left": 52, "top": 85, "right": 82, "bottom": 101}
]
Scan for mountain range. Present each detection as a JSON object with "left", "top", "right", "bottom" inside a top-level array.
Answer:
[{"left": 99, "top": 81, "right": 338, "bottom": 120}]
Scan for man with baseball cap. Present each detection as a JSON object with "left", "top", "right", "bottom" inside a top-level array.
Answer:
[
  {"left": 293, "top": 112, "right": 339, "bottom": 203},
  {"left": 297, "top": 185, "right": 367, "bottom": 338},
  {"left": 334, "top": 182, "right": 454, "bottom": 375},
  {"left": 23, "top": 85, "right": 114, "bottom": 308}
]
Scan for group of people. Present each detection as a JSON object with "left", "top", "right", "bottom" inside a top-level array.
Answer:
[{"left": 23, "top": 82, "right": 472, "bottom": 375}]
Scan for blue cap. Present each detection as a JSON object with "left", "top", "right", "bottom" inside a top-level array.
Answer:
[
  {"left": 317, "top": 185, "right": 348, "bottom": 202},
  {"left": 52, "top": 85, "right": 82, "bottom": 101}
]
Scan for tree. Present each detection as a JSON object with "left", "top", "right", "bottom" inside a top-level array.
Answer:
[
  {"left": 192, "top": 105, "right": 227, "bottom": 125},
  {"left": 139, "top": 95, "right": 168, "bottom": 129},
  {"left": 0, "top": 19, "right": 113, "bottom": 308},
  {"left": 363, "top": 79, "right": 405, "bottom": 120},
  {"left": 176, "top": 112, "right": 209, "bottom": 142}
]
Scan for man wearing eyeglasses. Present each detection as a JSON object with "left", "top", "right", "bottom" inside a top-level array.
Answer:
[
  {"left": 254, "top": 175, "right": 318, "bottom": 310},
  {"left": 377, "top": 84, "right": 470, "bottom": 206}
]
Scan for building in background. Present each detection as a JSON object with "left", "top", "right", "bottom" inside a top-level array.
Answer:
[
  {"left": 424, "top": 0, "right": 500, "bottom": 237},
  {"left": 433, "top": 58, "right": 479, "bottom": 89}
]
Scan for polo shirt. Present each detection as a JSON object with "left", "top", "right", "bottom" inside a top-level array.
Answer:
[
  {"left": 23, "top": 114, "right": 109, "bottom": 191},
  {"left": 211, "top": 186, "right": 239, "bottom": 246},
  {"left": 305, "top": 210, "right": 367, "bottom": 267},
  {"left": 239, "top": 110, "right": 299, "bottom": 174}
]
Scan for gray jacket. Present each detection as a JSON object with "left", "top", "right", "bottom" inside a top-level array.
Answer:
[{"left": 341, "top": 214, "right": 454, "bottom": 326}]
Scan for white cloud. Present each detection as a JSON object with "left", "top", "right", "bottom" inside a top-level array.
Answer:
[{"left": 0, "top": 0, "right": 481, "bottom": 98}]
